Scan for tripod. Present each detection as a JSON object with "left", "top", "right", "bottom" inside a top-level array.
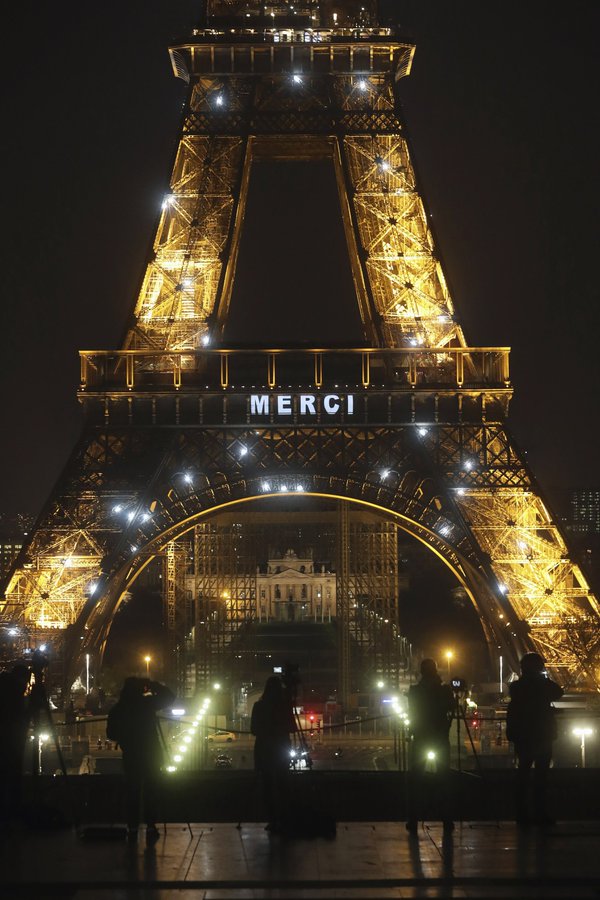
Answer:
[
  {"left": 28, "top": 663, "right": 67, "bottom": 778},
  {"left": 452, "top": 689, "right": 482, "bottom": 776}
]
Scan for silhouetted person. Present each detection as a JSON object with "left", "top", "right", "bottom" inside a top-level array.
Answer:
[
  {"left": 107, "top": 677, "right": 174, "bottom": 843},
  {"left": 506, "top": 652, "right": 563, "bottom": 825},
  {"left": 0, "top": 665, "right": 31, "bottom": 824},
  {"left": 250, "top": 675, "right": 295, "bottom": 831},
  {"left": 406, "top": 658, "right": 455, "bottom": 834}
]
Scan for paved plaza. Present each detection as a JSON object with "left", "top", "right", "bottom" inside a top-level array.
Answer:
[{"left": 1, "top": 820, "right": 599, "bottom": 899}]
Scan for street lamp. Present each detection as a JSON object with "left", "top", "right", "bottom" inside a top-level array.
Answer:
[
  {"left": 444, "top": 650, "right": 454, "bottom": 678},
  {"left": 573, "top": 727, "right": 593, "bottom": 768},
  {"left": 144, "top": 655, "right": 151, "bottom": 677}
]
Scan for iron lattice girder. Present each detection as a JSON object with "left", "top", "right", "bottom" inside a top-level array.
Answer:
[{"left": 3, "top": 415, "right": 598, "bottom": 686}]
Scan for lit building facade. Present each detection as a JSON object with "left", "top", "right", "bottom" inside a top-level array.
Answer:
[
  {"left": 569, "top": 489, "right": 600, "bottom": 535},
  {"left": 256, "top": 549, "right": 336, "bottom": 622}
]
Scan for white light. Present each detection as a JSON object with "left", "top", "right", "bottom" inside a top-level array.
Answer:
[
  {"left": 166, "top": 765, "right": 177, "bottom": 773},
  {"left": 293, "top": 74, "right": 302, "bottom": 84},
  {"left": 183, "top": 735, "right": 192, "bottom": 744},
  {"left": 39, "top": 733, "right": 50, "bottom": 742},
  {"left": 215, "top": 95, "right": 224, "bottom": 106},
  {"left": 213, "top": 683, "right": 221, "bottom": 691},
  {"left": 162, "top": 194, "right": 175, "bottom": 209},
  {"left": 171, "top": 708, "right": 185, "bottom": 717},
  {"left": 573, "top": 727, "right": 593, "bottom": 737},
  {"left": 262, "top": 481, "right": 271, "bottom": 492},
  {"left": 426, "top": 750, "right": 436, "bottom": 761},
  {"left": 239, "top": 446, "right": 248, "bottom": 457},
  {"left": 39, "top": 644, "right": 47, "bottom": 652},
  {"left": 8, "top": 628, "right": 18, "bottom": 636},
  {"left": 409, "top": 338, "right": 417, "bottom": 346},
  {"left": 439, "top": 524, "right": 451, "bottom": 537},
  {"left": 279, "top": 485, "right": 288, "bottom": 492},
  {"left": 112, "top": 505, "right": 123, "bottom": 513},
  {"left": 183, "top": 473, "right": 193, "bottom": 484},
  {"left": 498, "top": 583, "right": 508, "bottom": 595},
  {"left": 463, "top": 459, "right": 474, "bottom": 471},
  {"left": 127, "top": 511, "right": 135, "bottom": 522},
  {"left": 518, "top": 540, "right": 528, "bottom": 550},
  {"left": 418, "top": 427, "right": 428, "bottom": 437},
  {"left": 201, "top": 335, "right": 210, "bottom": 346},
  {"left": 380, "top": 469, "right": 390, "bottom": 480},
  {"left": 290, "top": 749, "right": 297, "bottom": 758},
  {"left": 178, "top": 745, "right": 188, "bottom": 753},
  {"left": 357, "top": 79, "right": 368, "bottom": 91},
  {"left": 88, "top": 581, "right": 98, "bottom": 596},
  {"left": 456, "top": 487, "right": 466, "bottom": 496},
  {"left": 141, "top": 513, "right": 151, "bottom": 522},
  {"left": 295, "top": 484, "right": 304, "bottom": 492},
  {"left": 131, "top": 545, "right": 138, "bottom": 553}
]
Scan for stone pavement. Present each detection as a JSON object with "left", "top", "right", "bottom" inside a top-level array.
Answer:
[{"left": 1, "top": 820, "right": 600, "bottom": 899}]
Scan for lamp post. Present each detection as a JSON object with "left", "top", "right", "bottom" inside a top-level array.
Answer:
[
  {"left": 573, "top": 727, "right": 593, "bottom": 768},
  {"left": 445, "top": 650, "right": 454, "bottom": 679},
  {"left": 144, "top": 655, "right": 151, "bottom": 677}
]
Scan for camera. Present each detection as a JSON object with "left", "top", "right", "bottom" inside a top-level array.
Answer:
[
  {"left": 451, "top": 678, "right": 467, "bottom": 692},
  {"left": 280, "top": 662, "right": 301, "bottom": 696},
  {"left": 272, "top": 666, "right": 283, "bottom": 674}
]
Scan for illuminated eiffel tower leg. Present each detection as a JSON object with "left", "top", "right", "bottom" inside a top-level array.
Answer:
[{"left": 2, "top": 3, "right": 599, "bottom": 694}]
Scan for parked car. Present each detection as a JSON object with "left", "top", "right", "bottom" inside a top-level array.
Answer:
[
  {"left": 215, "top": 754, "right": 233, "bottom": 769},
  {"left": 207, "top": 730, "right": 237, "bottom": 743}
]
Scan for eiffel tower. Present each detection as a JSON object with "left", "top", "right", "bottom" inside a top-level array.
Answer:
[{"left": 2, "top": 0, "right": 599, "bottom": 699}]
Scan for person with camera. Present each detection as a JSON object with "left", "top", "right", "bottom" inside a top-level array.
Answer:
[
  {"left": 107, "top": 676, "right": 174, "bottom": 844},
  {"left": 405, "top": 658, "right": 455, "bottom": 834},
  {"left": 506, "top": 652, "right": 563, "bottom": 826},
  {"left": 250, "top": 675, "right": 296, "bottom": 832}
]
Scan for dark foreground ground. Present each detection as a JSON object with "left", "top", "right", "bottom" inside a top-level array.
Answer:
[{"left": 2, "top": 770, "right": 599, "bottom": 898}]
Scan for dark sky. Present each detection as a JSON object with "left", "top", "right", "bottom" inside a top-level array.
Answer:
[{"left": 1, "top": 1, "right": 599, "bottom": 521}]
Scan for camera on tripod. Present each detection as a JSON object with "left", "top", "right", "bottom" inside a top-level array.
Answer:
[
  {"left": 274, "top": 662, "right": 301, "bottom": 696},
  {"left": 450, "top": 677, "right": 467, "bottom": 693}
]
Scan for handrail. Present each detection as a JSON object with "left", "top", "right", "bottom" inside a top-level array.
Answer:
[{"left": 79, "top": 346, "right": 511, "bottom": 393}]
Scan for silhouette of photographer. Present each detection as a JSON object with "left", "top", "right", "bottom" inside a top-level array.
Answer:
[
  {"left": 406, "top": 658, "right": 455, "bottom": 834},
  {"left": 107, "top": 677, "right": 174, "bottom": 843},
  {"left": 0, "top": 664, "right": 31, "bottom": 825},
  {"left": 506, "top": 652, "right": 563, "bottom": 825},
  {"left": 250, "top": 675, "right": 295, "bottom": 831}
]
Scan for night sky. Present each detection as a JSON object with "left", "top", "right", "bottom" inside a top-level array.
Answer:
[{"left": 1, "top": 1, "right": 599, "bottom": 522}]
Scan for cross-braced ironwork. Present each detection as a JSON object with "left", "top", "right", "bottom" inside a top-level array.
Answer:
[{"left": 2, "top": 2, "right": 599, "bottom": 695}]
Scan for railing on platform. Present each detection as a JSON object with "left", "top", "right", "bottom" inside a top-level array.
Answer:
[{"left": 79, "top": 347, "right": 511, "bottom": 395}]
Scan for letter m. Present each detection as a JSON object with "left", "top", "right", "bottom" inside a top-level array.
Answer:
[{"left": 250, "top": 395, "right": 270, "bottom": 415}]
